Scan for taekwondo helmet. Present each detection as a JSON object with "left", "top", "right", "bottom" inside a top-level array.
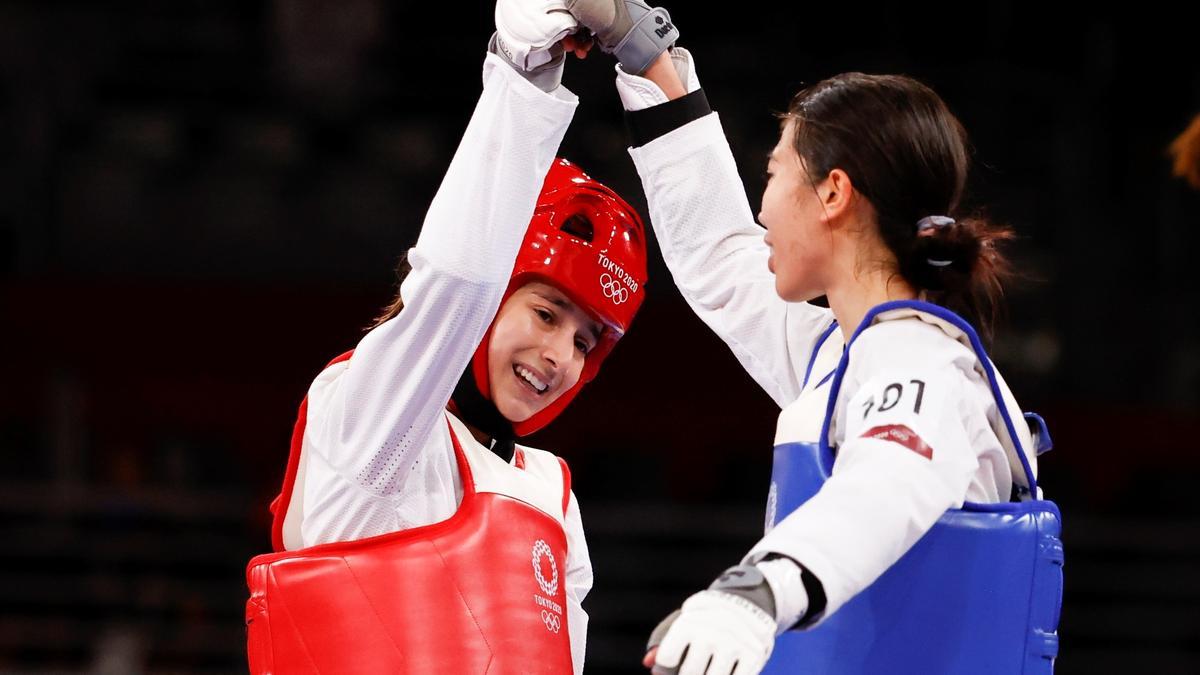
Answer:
[{"left": 468, "top": 158, "right": 649, "bottom": 436}]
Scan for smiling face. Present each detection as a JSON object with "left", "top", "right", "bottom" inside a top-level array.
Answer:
[
  {"left": 486, "top": 281, "right": 605, "bottom": 424},
  {"left": 759, "top": 120, "right": 836, "bottom": 302}
]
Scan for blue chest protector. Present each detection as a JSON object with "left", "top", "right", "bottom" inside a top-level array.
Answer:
[{"left": 762, "top": 301, "right": 1063, "bottom": 675}]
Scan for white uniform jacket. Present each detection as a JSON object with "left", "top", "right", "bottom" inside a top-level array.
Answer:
[
  {"left": 285, "top": 53, "right": 593, "bottom": 671},
  {"left": 616, "top": 50, "right": 1039, "bottom": 622}
]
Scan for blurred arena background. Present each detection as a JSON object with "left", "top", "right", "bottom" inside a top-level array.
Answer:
[{"left": 2, "top": 1, "right": 1198, "bottom": 673}]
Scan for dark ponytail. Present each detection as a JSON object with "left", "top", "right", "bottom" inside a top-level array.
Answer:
[
  {"left": 785, "top": 73, "right": 1013, "bottom": 337},
  {"left": 896, "top": 214, "right": 1014, "bottom": 337}
]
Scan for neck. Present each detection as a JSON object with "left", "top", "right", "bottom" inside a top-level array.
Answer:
[
  {"left": 462, "top": 420, "right": 492, "bottom": 447},
  {"left": 450, "top": 362, "right": 516, "bottom": 446},
  {"left": 458, "top": 413, "right": 517, "bottom": 462},
  {"left": 826, "top": 255, "right": 916, "bottom": 342}
]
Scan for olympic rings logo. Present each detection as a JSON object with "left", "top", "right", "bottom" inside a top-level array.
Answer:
[
  {"left": 541, "top": 610, "right": 561, "bottom": 633},
  {"left": 532, "top": 539, "right": 559, "bottom": 597},
  {"left": 600, "top": 273, "right": 630, "bottom": 305}
]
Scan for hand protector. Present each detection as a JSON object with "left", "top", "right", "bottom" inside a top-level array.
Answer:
[
  {"left": 564, "top": 0, "right": 677, "bottom": 74},
  {"left": 495, "top": 0, "right": 577, "bottom": 70},
  {"left": 649, "top": 589, "right": 776, "bottom": 675},
  {"left": 489, "top": 32, "right": 566, "bottom": 92}
]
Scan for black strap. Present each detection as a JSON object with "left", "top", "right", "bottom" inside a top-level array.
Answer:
[
  {"left": 451, "top": 364, "right": 516, "bottom": 462},
  {"left": 625, "top": 88, "right": 712, "bottom": 147},
  {"left": 797, "top": 564, "right": 828, "bottom": 627},
  {"left": 762, "top": 553, "right": 828, "bottom": 630}
]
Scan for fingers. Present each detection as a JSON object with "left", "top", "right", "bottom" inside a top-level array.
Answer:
[
  {"left": 647, "top": 609, "right": 682, "bottom": 652},
  {"left": 706, "top": 650, "right": 739, "bottom": 675},
  {"left": 677, "top": 644, "right": 712, "bottom": 675},
  {"left": 653, "top": 623, "right": 689, "bottom": 670},
  {"left": 561, "top": 33, "right": 595, "bottom": 58},
  {"left": 647, "top": 594, "right": 773, "bottom": 675},
  {"left": 650, "top": 662, "right": 679, "bottom": 675},
  {"left": 732, "top": 652, "right": 769, "bottom": 675}
]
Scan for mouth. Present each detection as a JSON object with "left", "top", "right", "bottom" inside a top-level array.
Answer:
[
  {"left": 768, "top": 254, "right": 775, "bottom": 274},
  {"left": 513, "top": 364, "right": 550, "bottom": 396}
]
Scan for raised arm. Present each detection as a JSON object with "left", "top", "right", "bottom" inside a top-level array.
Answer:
[
  {"left": 305, "top": 45, "right": 578, "bottom": 500},
  {"left": 626, "top": 48, "right": 835, "bottom": 408},
  {"left": 557, "top": 1, "right": 837, "bottom": 405}
]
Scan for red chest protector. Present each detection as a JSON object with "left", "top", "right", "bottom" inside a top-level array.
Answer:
[{"left": 245, "top": 353, "right": 575, "bottom": 674}]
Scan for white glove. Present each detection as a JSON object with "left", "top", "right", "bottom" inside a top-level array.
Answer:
[
  {"left": 652, "top": 590, "right": 777, "bottom": 675},
  {"left": 495, "top": 0, "right": 577, "bottom": 71}
]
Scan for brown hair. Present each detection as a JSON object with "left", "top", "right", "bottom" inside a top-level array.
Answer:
[
  {"left": 1169, "top": 113, "right": 1200, "bottom": 190},
  {"left": 366, "top": 212, "right": 601, "bottom": 330},
  {"left": 783, "top": 73, "right": 1014, "bottom": 336},
  {"left": 368, "top": 253, "right": 411, "bottom": 330}
]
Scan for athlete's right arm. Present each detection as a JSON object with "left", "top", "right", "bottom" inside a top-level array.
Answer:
[
  {"left": 303, "top": 53, "right": 578, "bottom": 512},
  {"left": 622, "top": 48, "right": 833, "bottom": 408}
]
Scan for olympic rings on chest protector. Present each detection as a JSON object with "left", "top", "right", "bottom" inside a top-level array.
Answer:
[{"left": 541, "top": 610, "right": 562, "bottom": 633}]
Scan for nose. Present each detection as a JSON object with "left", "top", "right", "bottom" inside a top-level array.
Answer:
[{"left": 540, "top": 325, "right": 575, "bottom": 370}]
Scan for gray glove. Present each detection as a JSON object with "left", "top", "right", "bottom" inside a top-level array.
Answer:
[
  {"left": 707, "top": 564, "right": 778, "bottom": 618},
  {"left": 564, "top": 0, "right": 678, "bottom": 74}
]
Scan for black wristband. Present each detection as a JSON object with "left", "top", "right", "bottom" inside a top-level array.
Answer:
[
  {"left": 625, "top": 88, "right": 712, "bottom": 147},
  {"left": 796, "top": 564, "right": 827, "bottom": 627},
  {"left": 761, "top": 554, "right": 828, "bottom": 630}
]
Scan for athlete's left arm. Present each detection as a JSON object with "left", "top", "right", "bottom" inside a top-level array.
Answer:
[
  {"left": 646, "top": 323, "right": 1002, "bottom": 671},
  {"left": 621, "top": 50, "right": 835, "bottom": 408},
  {"left": 745, "top": 320, "right": 988, "bottom": 625},
  {"left": 563, "top": 490, "right": 593, "bottom": 675}
]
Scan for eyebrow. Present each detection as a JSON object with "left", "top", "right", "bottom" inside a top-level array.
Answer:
[{"left": 533, "top": 290, "right": 603, "bottom": 342}]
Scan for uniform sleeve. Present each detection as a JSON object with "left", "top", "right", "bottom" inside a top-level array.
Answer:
[
  {"left": 304, "top": 54, "right": 578, "bottom": 498},
  {"left": 563, "top": 490, "right": 593, "bottom": 675},
  {"left": 623, "top": 52, "right": 834, "bottom": 408},
  {"left": 745, "top": 320, "right": 987, "bottom": 621}
]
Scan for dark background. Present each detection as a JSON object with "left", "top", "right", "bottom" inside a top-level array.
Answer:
[{"left": 2, "top": 1, "right": 1198, "bottom": 673}]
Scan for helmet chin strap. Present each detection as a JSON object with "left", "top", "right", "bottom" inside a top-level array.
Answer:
[{"left": 450, "top": 359, "right": 516, "bottom": 462}]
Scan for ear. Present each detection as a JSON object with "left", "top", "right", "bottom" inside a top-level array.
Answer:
[{"left": 816, "top": 168, "right": 855, "bottom": 224}]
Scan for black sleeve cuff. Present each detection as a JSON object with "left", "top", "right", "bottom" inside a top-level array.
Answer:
[
  {"left": 625, "top": 88, "right": 712, "bottom": 148},
  {"left": 796, "top": 563, "right": 828, "bottom": 628},
  {"left": 762, "top": 553, "right": 828, "bottom": 631}
]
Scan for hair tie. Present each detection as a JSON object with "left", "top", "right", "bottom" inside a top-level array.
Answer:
[
  {"left": 916, "top": 215, "right": 956, "bottom": 267},
  {"left": 916, "top": 215, "right": 956, "bottom": 232}
]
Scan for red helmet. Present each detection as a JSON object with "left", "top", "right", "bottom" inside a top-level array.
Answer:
[{"left": 469, "top": 158, "right": 649, "bottom": 436}]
